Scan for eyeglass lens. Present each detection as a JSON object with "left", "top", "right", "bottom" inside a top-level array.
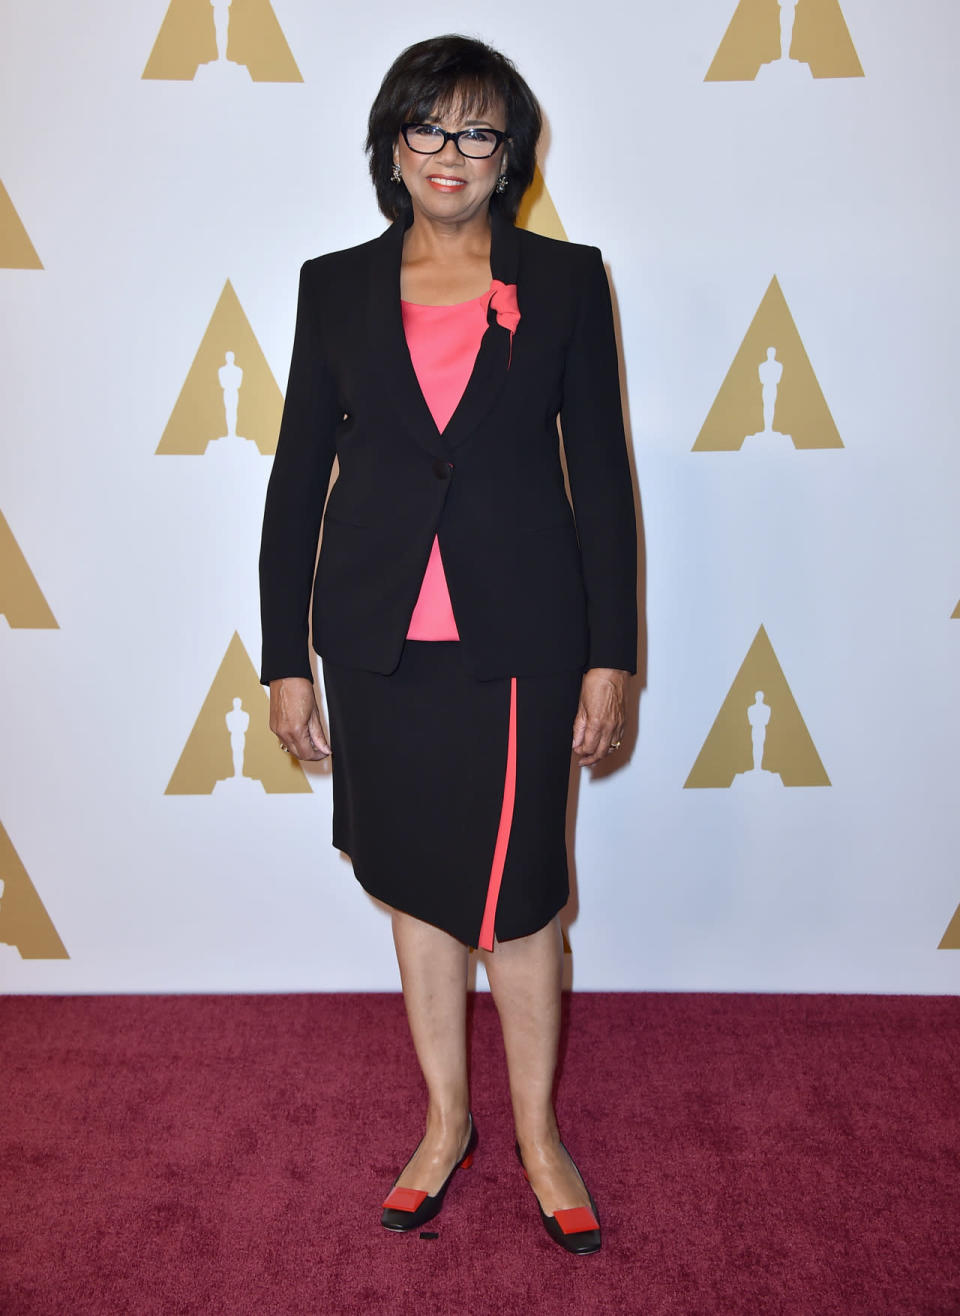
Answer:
[{"left": 404, "top": 125, "right": 502, "bottom": 158}]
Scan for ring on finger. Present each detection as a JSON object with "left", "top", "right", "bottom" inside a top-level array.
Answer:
[{"left": 278, "top": 741, "right": 290, "bottom": 753}]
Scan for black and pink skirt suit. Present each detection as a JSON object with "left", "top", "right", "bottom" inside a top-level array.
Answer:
[{"left": 259, "top": 214, "right": 637, "bottom": 950}]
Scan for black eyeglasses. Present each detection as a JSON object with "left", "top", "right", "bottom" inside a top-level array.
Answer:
[{"left": 401, "top": 123, "right": 508, "bottom": 159}]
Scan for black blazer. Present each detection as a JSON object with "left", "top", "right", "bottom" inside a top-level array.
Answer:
[{"left": 259, "top": 211, "right": 637, "bottom": 683}]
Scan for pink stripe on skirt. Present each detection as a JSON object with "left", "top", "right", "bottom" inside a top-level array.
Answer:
[{"left": 477, "top": 677, "right": 518, "bottom": 952}]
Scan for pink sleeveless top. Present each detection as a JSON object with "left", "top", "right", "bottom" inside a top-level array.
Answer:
[{"left": 401, "top": 286, "right": 492, "bottom": 640}]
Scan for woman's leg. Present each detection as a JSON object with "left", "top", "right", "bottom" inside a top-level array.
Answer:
[
  {"left": 482, "top": 917, "right": 593, "bottom": 1215},
  {"left": 390, "top": 908, "right": 473, "bottom": 1192}
]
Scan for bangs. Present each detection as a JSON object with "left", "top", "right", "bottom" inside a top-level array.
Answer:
[{"left": 407, "top": 75, "right": 507, "bottom": 127}]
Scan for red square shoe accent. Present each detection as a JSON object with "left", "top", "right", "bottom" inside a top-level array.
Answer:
[
  {"left": 554, "top": 1206, "right": 599, "bottom": 1235},
  {"left": 382, "top": 1186, "right": 428, "bottom": 1212}
]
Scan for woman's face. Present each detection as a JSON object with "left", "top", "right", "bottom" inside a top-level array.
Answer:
[{"left": 394, "top": 95, "right": 508, "bottom": 226}]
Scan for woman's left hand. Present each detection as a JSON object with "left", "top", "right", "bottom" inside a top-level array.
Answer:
[{"left": 572, "top": 668, "right": 629, "bottom": 767}]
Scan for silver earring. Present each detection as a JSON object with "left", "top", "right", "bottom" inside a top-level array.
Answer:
[
  {"left": 495, "top": 173, "right": 508, "bottom": 194},
  {"left": 391, "top": 162, "right": 402, "bottom": 184}
]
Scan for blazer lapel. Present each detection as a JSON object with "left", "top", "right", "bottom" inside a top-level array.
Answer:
[
  {"left": 366, "top": 211, "right": 522, "bottom": 460},
  {"left": 366, "top": 218, "right": 447, "bottom": 462},
  {"left": 441, "top": 211, "right": 520, "bottom": 454}
]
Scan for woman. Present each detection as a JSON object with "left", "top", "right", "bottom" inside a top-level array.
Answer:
[{"left": 259, "top": 35, "right": 636, "bottom": 1255}]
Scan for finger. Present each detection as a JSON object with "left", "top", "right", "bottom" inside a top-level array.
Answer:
[
  {"left": 571, "top": 706, "right": 588, "bottom": 750},
  {"left": 606, "top": 725, "right": 626, "bottom": 754},
  {"left": 306, "top": 708, "right": 332, "bottom": 758},
  {"left": 287, "top": 733, "right": 323, "bottom": 761},
  {"left": 580, "top": 743, "right": 613, "bottom": 766},
  {"left": 574, "top": 721, "right": 603, "bottom": 763},
  {"left": 576, "top": 720, "right": 621, "bottom": 765},
  {"left": 277, "top": 721, "right": 323, "bottom": 761}
]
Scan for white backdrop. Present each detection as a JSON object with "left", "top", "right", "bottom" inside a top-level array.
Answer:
[{"left": 1, "top": 0, "right": 958, "bottom": 992}]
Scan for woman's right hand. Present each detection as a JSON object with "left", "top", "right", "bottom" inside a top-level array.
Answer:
[{"left": 269, "top": 677, "right": 331, "bottom": 760}]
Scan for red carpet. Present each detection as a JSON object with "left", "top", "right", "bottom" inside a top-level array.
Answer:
[{"left": 2, "top": 993, "right": 958, "bottom": 1315}]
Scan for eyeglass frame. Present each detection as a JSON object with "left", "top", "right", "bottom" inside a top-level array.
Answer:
[{"left": 400, "top": 122, "right": 509, "bottom": 159}]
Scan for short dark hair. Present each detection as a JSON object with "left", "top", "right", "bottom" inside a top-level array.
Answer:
[{"left": 366, "top": 35, "right": 542, "bottom": 223}]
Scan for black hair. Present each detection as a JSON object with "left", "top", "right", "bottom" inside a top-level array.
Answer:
[{"left": 366, "top": 35, "right": 542, "bottom": 223}]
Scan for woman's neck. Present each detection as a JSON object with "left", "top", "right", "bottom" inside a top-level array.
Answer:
[
  {"left": 403, "top": 208, "right": 492, "bottom": 265},
  {"left": 400, "top": 209, "right": 494, "bottom": 305}
]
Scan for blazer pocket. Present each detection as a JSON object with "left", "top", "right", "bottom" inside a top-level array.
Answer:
[{"left": 322, "top": 509, "right": 370, "bottom": 531}]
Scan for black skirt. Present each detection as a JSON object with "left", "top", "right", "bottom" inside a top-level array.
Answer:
[{"left": 322, "top": 642, "right": 581, "bottom": 948}]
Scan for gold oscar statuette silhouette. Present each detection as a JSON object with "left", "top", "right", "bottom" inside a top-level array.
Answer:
[
  {"left": 166, "top": 633, "right": 312, "bottom": 794},
  {"left": 216, "top": 350, "right": 244, "bottom": 443},
  {"left": 743, "top": 347, "right": 793, "bottom": 447},
  {"left": 685, "top": 626, "right": 829, "bottom": 788},
  {"left": 731, "top": 690, "right": 784, "bottom": 789},
  {"left": 157, "top": 281, "right": 283, "bottom": 455},
  {"left": 211, "top": 695, "right": 264, "bottom": 794},
  {"left": 143, "top": 0, "right": 302, "bottom": 83},
  {"left": 694, "top": 277, "right": 842, "bottom": 451},
  {"left": 706, "top": 0, "right": 863, "bottom": 82}
]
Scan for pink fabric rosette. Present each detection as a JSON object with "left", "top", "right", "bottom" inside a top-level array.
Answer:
[{"left": 489, "top": 279, "right": 520, "bottom": 366}]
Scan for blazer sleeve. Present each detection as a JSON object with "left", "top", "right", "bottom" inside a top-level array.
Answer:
[
  {"left": 559, "top": 247, "right": 638, "bottom": 673},
  {"left": 258, "top": 259, "right": 340, "bottom": 684}
]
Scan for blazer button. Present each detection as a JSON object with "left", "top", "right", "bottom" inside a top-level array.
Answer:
[{"left": 432, "top": 458, "right": 452, "bottom": 480}]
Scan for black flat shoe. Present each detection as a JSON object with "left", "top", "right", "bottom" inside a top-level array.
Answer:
[
  {"left": 380, "top": 1115, "right": 477, "bottom": 1232},
  {"left": 515, "top": 1140, "right": 602, "bottom": 1255}
]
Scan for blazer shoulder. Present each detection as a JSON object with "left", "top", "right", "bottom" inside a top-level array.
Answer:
[{"left": 299, "top": 228, "right": 390, "bottom": 285}]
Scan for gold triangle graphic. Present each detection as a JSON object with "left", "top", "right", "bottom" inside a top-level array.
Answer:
[
  {"left": 694, "top": 276, "right": 842, "bottom": 451},
  {"left": 143, "top": 0, "right": 302, "bottom": 82},
  {"left": 166, "top": 632, "right": 311, "bottom": 794},
  {"left": 516, "top": 166, "right": 568, "bottom": 241},
  {"left": 952, "top": 600, "right": 960, "bottom": 619},
  {"left": 0, "top": 508, "right": 57, "bottom": 628},
  {"left": 706, "top": 0, "right": 863, "bottom": 81},
  {"left": 685, "top": 626, "right": 830, "bottom": 788},
  {"left": 0, "top": 819, "right": 68, "bottom": 959},
  {"left": 938, "top": 904, "right": 960, "bottom": 949},
  {"left": 0, "top": 180, "right": 42, "bottom": 269},
  {"left": 157, "top": 279, "right": 283, "bottom": 455}
]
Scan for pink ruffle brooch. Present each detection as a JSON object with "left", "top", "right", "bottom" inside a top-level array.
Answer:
[{"left": 489, "top": 279, "right": 520, "bottom": 367}]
